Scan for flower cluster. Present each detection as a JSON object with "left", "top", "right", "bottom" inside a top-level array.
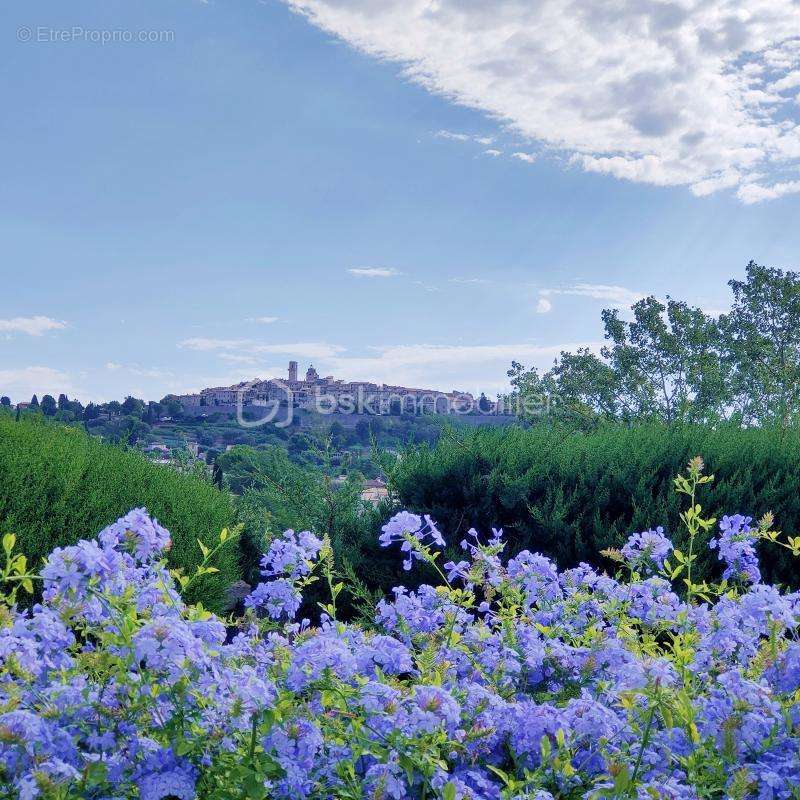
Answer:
[
  {"left": 621, "top": 526, "right": 673, "bottom": 573},
  {"left": 245, "top": 528, "right": 323, "bottom": 618},
  {"left": 2, "top": 469, "right": 800, "bottom": 800},
  {"left": 710, "top": 513, "right": 761, "bottom": 584},
  {"left": 379, "top": 511, "right": 445, "bottom": 570}
]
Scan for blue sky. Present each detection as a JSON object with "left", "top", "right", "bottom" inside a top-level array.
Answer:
[{"left": 1, "top": 0, "right": 799, "bottom": 402}]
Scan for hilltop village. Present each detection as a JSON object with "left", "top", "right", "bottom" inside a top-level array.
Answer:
[{"left": 176, "top": 361, "right": 505, "bottom": 416}]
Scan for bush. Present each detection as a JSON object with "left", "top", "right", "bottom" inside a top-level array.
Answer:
[
  {"left": 0, "top": 414, "right": 239, "bottom": 610},
  {"left": 217, "top": 445, "right": 403, "bottom": 608},
  {"left": 2, "top": 462, "right": 800, "bottom": 799},
  {"left": 391, "top": 423, "right": 800, "bottom": 587}
]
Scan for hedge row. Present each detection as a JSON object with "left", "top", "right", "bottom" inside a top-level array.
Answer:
[
  {"left": 391, "top": 423, "right": 800, "bottom": 587},
  {"left": 0, "top": 414, "right": 239, "bottom": 610}
]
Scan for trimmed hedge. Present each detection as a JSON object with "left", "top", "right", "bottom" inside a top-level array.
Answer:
[
  {"left": 391, "top": 423, "right": 800, "bottom": 587},
  {"left": 0, "top": 414, "right": 239, "bottom": 610}
]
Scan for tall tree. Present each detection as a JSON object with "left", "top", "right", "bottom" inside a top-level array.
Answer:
[
  {"left": 40, "top": 395, "right": 57, "bottom": 417},
  {"left": 507, "top": 264, "right": 800, "bottom": 427},
  {"left": 121, "top": 396, "right": 145, "bottom": 418},
  {"left": 719, "top": 261, "right": 800, "bottom": 427},
  {"left": 511, "top": 297, "right": 725, "bottom": 426}
]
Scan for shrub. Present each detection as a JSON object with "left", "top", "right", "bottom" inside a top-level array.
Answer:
[
  {"left": 391, "top": 423, "right": 800, "bottom": 586},
  {"left": 218, "top": 445, "right": 403, "bottom": 604},
  {"left": 0, "top": 414, "right": 238, "bottom": 610},
  {"left": 1, "top": 461, "right": 800, "bottom": 799}
]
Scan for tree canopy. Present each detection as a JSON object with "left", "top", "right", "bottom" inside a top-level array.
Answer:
[{"left": 509, "top": 262, "right": 800, "bottom": 428}]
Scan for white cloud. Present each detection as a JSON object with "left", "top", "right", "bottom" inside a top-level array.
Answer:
[
  {"left": 736, "top": 179, "right": 800, "bottom": 203},
  {"left": 246, "top": 316, "right": 280, "bottom": 324},
  {"left": 285, "top": 0, "right": 800, "bottom": 201},
  {"left": 436, "top": 130, "right": 471, "bottom": 142},
  {"left": 102, "top": 361, "right": 175, "bottom": 380},
  {"left": 0, "top": 316, "right": 66, "bottom": 336},
  {"left": 484, "top": 148, "right": 502, "bottom": 157},
  {"left": 436, "top": 130, "right": 494, "bottom": 145},
  {"left": 536, "top": 297, "right": 553, "bottom": 314},
  {"left": 413, "top": 280, "right": 441, "bottom": 292},
  {"left": 449, "top": 277, "right": 490, "bottom": 285},
  {"left": 326, "top": 342, "right": 602, "bottom": 395},
  {"left": 347, "top": 267, "right": 402, "bottom": 278},
  {"left": 219, "top": 353, "right": 259, "bottom": 365},
  {"left": 175, "top": 337, "right": 601, "bottom": 396},
  {"left": 540, "top": 283, "right": 646, "bottom": 309},
  {"left": 179, "top": 338, "right": 346, "bottom": 360},
  {"left": 512, "top": 152, "right": 536, "bottom": 164},
  {"left": 0, "top": 366, "right": 79, "bottom": 403}
]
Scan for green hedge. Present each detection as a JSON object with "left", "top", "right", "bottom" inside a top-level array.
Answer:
[
  {"left": 391, "top": 423, "right": 800, "bottom": 587},
  {"left": 0, "top": 414, "right": 239, "bottom": 610}
]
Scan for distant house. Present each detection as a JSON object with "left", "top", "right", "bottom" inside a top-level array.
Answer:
[
  {"left": 361, "top": 478, "right": 388, "bottom": 505},
  {"left": 144, "top": 443, "right": 170, "bottom": 455}
]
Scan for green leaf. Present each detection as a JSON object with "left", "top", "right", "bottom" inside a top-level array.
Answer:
[{"left": 442, "top": 782, "right": 457, "bottom": 800}]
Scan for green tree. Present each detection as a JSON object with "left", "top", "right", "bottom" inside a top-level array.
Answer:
[
  {"left": 40, "top": 395, "right": 57, "bottom": 417},
  {"left": 720, "top": 261, "right": 800, "bottom": 427},
  {"left": 509, "top": 263, "right": 800, "bottom": 428},
  {"left": 121, "top": 396, "right": 145, "bottom": 418},
  {"left": 0, "top": 397, "right": 10, "bottom": 407}
]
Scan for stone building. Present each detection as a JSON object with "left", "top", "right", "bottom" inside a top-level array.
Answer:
[{"left": 180, "top": 361, "right": 501, "bottom": 416}]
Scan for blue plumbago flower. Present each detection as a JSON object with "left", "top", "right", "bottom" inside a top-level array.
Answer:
[
  {"left": 621, "top": 527, "right": 673, "bottom": 573},
  {"left": 98, "top": 507, "right": 171, "bottom": 561},
  {"left": 136, "top": 748, "right": 197, "bottom": 800},
  {"left": 260, "top": 529, "right": 323, "bottom": 579},
  {"left": 363, "top": 757, "right": 407, "bottom": 800},
  {"left": 5, "top": 507, "right": 800, "bottom": 800},
  {"left": 379, "top": 511, "right": 445, "bottom": 570},
  {"left": 244, "top": 577, "right": 302, "bottom": 619},
  {"left": 402, "top": 685, "right": 462, "bottom": 736},
  {"left": 132, "top": 616, "right": 210, "bottom": 684},
  {"left": 710, "top": 514, "right": 761, "bottom": 584},
  {"left": 262, "top": 719, "right": 324, "bottom": 798}
]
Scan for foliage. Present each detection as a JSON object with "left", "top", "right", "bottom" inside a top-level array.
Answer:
[
  {"left": 390, "top": 423, "right": 800, "bottom": 588},
  {"left": 0, "top": 414, "right": 239, "bottom": 610},
  {"left": 720, "top": 261, "right": 800, "bottom": 427},
  {"left": 217, "top": 445, "right": 403, "bottom": 605},
  {"left": 508, "top": 262, "right": 800, "bottom": 428},
  {"left": 2, "top": 462, "right": 800, "bottom": 799}
]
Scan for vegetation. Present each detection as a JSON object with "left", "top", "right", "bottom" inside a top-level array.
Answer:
[
  {"left": 3, "top": 462, "right": 800, "bottom": 799},
  {"left": 509, "top": 261, "right": 800, "bottom": 428},
  {"left": 0, "top": 413, "right": 239, "bottom": 610},
  {"left": 216, "top": 444, "right": 402, "bottom": 610},
  {"left": 391, "top": 422, "right": 800, "bottom": 587}
]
